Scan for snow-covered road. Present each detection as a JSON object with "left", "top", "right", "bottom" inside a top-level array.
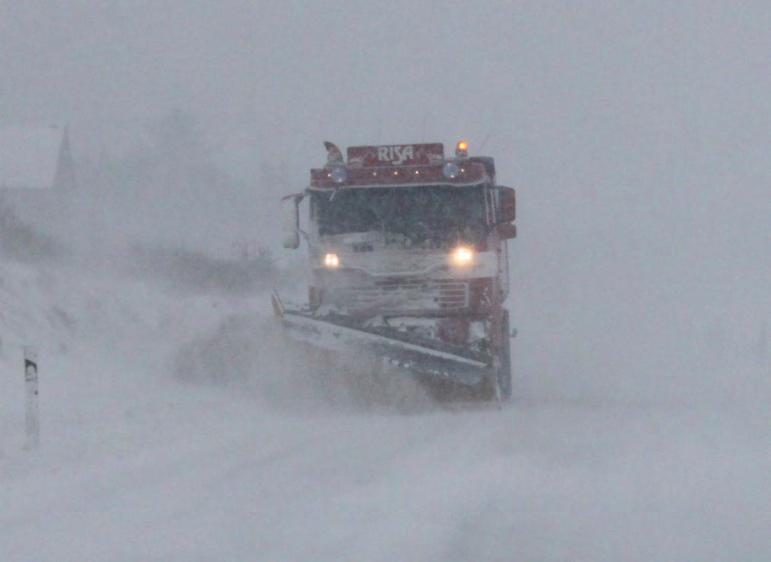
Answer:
[{"left": 1, "top": 262, "right": 769, "bottom": 561}]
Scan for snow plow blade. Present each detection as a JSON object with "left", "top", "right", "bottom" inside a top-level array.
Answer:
[{"left": 271, "top": 293, "right": 490, "bottom": 387}]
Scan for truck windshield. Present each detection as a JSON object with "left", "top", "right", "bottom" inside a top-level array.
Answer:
[{"left": 313, "top": 185, "right": 486, "bottom": 248}]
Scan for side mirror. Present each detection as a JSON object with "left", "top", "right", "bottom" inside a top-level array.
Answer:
[
  {"left": 497, "top": 222, "right": 517, "bottom": 240},
  {"left": 281, "top": 195, "right": 301, "bottom": 249},
  {"left": 498, "top": 186, "right": 516, "bottom": 223}
]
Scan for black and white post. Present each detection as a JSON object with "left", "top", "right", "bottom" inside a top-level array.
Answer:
[{"left": 24, "top": 346, "right": 40, "bottom": 448}]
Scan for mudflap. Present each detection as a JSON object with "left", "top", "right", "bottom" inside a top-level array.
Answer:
[
  {"left": 491, "top": 309, "right": 513, "bottom": 402},
  {"left": 271, "top": 292, "right": 494, "bottom": 392}
]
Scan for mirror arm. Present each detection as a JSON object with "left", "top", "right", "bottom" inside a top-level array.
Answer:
[{"left": 281, "top": 191, "right": 307, "bottom": 250}]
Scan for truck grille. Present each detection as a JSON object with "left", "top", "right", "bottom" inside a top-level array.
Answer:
[{"left": 327, "top": 279, "right": 469, "bottom": 312}]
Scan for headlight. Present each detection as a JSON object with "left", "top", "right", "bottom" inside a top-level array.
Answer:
[
  {"left": 450, "top": 245, "right": 474, "bottom": 267},
  {"left": 323, "top": 252, "right": 340, "bottom": 268}
]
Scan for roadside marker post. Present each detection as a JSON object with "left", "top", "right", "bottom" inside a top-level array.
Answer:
[{"left": 23, "top": 346, "right": 40, "bottom": 449}]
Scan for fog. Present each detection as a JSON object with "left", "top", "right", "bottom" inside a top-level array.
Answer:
[
  {"left": 1, "top": 1, "right": 769, "bottom": 560},
  {"left": 3, "top": 0, "right": 768, "bottom": 399}
]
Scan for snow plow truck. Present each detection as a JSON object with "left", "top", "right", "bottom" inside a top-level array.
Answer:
[{"left": 272, "top": 141, "right": 516, "bottom": 400}]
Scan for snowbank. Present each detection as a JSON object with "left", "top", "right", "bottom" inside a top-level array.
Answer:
[{"left": 0, "top": 258, "right": 769, "bottom": 562}]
